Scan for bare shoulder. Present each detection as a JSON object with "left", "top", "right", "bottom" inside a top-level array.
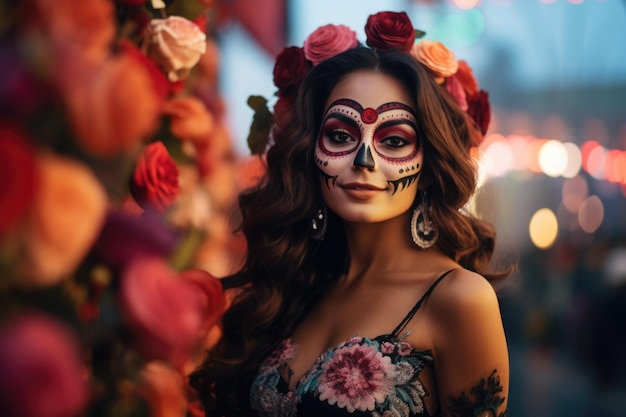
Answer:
[{"left": 428, "top": 268, "right": 501, "bottom": 325}]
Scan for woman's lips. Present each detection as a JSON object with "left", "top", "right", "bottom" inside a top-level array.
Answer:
[{"left": 341, "top": 182, "right": 386, "bottom": 200}]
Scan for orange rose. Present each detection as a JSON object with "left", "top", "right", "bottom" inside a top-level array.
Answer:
[
  {"left": 20, "top": 153, "right": 107, "bottom": 285},
  {"left": 25, "top": 0, "right": 115, "bottom": 64},
  {"left": 143, "top": 16, "right": 207, "bottom": 82},
  {"left": 130, "top": 141, "right": 180, "bottom": 212},
  {"left": 64, "top": 52, "right": 161, "bottom": 157},
  {"left": 411, "top": 40, "right": 459, "bottom": 83},
  {"left": 139, "top": 362, "right": 188, "bottom": 417},
  {"left": 163, "top": 97, "right": 215, "bottom": 142}
]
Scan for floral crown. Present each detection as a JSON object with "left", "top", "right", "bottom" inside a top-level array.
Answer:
[{"left": 247, "top": 11, "right": 490, "bottom": 155}]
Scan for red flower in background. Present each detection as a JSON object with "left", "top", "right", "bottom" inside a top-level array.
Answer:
[
  {"left": 455, "top": 60, "right": 479, "bottom": 97},
  {"left": 0, "top": 124, "right": 38, "bottom": 237},
  {"left": 118, "top": 40, "right": 170, "bottom": 103},
  {"left": 273, "top": 46, "right": 310, "bottom": 92},
  {"left": 119, "top": 257, "right": 225, "bottom": 368},
  {"left": 0, "top": 314, "right": 89, "bottom": 417},
  {"left": 130, "top": 141, "right": 180, "bottom": 212},
  {"left": 365, "top": 11, "right": 415, "bottom": 53},
  {"left": 303, "top": 24, "right": 358, "bottom": 66}
]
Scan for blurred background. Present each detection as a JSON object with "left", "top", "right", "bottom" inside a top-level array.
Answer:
[
  {"left": 216, "top": 0, "right": 626, "bottom": 416},
  {"left": 1, "top": 0, "right": 624, "bottom": 416}
]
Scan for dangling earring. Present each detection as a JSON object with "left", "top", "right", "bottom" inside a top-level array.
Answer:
[
  {"left": 411, "top": 191, "right": 438, "bottom": 249},
  {"left": 311, "top": 206, "right": 327, "bottom": 241}
]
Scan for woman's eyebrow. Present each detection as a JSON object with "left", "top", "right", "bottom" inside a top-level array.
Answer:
[
  {"left": 376, "top": 119, "right": 418, "bottom": 131},
  {"left": 322, "top": 112, "right": 360, "bottom": 129}
]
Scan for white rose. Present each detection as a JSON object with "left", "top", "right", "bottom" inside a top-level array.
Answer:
[{"left": 143, "top": 16, "right": 206, "bottom": 82}]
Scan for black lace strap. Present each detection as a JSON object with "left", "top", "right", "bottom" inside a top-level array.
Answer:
[{"left": 391, "top": 268, "right": 458, "bottom": 338}]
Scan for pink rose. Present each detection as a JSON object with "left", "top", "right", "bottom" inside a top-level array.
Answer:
[
  {"left": 411, "top": 40, "right": 459, "bottom": 82},
  {"left": 303, "top": 24, "right": 358, "bottom": 66},
  {"left": 20, "top": 153, "right": 107, "bottom": 285},
  {"left": 0, "top": 123, "right": 38, "bottom": 237},
  {"left": 142, "top": 16, "right": 207, "bottom": 82},
  {"left": 130, "top": 141, "right": 180, "bottom": 213},
  {"left": 444, "top": 75, "right": 468, "bottom": 111},
  {"left": 0, "top": 314, "right": 89, "bottom": 417},
  {"left": 365, "top": 11, "right": 415, "bottom": 52},
  {"left": 119, "top": 257, "right": 225, "bottom": 367}
]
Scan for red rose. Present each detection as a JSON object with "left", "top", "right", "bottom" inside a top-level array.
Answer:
[
  {"left": 303, "top": 24, "right": 358, "bottom": 66},
  {"left": 130, "top": 141, "right": 180, "bottom": 212},
  {"left": 273, "top": 46, "right": 310, "bottom": 92},
  {"left": 0, "top": 124, "right": 38, "bottom": 237},
  {"left": 365, "top": 11, "right": 415, "bottom": 52},
  {"left": 467, "top": 90, "right": 491, "bottom": 137},
  {"left": 455, "top": 60, "right": 479, "bottom": 97},
  {"left": 119, "top": 257, "right": 225, "bottom": 367}
]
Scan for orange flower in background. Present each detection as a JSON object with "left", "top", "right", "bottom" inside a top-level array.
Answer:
[
  {"left": 64, "top": 51, "right": 161, "bottom": 157},
  {"left": 25, "top": 0, "right": 115, "bottom": 64},
  {"left": 119, "top": 257, "right": 225, "bottom": 368},
  {"left": 0, "top": 313, "right": 89, "bottom": 417},
  {"left": 0, "top": 124, "right": 38, "bottom": 237},
  {"left": 139, "top": 361, "right": 188, "bottom": 417},
  {"left": 20, "top": 153, "right": 107, "bottom": 285},
  {"left": 130, "top": 141, "right": 180, "bottom": 212},
  {"left": 163, "top": 97, "right": 215, "bottom": 142},
  {"left": 118, "top": 39, "right": 171, "bottom": 104},
  {"left": 143, "top": 16, "right": 207, "bottom": 82},
  {"left": 411, "top": 39, "right": 459, "bottom": 83}
]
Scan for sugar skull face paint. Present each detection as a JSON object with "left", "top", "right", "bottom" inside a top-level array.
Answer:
[{"left": 314, "top": 70, "right": 422, "bottom": 223}]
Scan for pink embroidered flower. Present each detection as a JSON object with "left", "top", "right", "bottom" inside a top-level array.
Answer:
[
  {"left": 303, "top": 24, "right": 358, "bottom": 66},
  {"left": 318, "top": 343, "right": 397, "bottom": 412},
  {"left": 381, "top": 342, "right": 395, "bottom": 355},
  {"left": 261, "top": 339, "right": 297, "bottom": 372},
  {"left": 411, "top": 40, "right": 459, "bottom": 83},
  {"left": 397, "top": 342, "right": 413, "bottom": 356}
]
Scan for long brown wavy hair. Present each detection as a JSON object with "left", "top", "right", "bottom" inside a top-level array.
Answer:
[{"left": 189, "top": 46, "right": 508, "bottom": 416}]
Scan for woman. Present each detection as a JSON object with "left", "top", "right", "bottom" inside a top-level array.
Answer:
[{"left": 191, "top": 11, "right": 510, "bottom": 417}]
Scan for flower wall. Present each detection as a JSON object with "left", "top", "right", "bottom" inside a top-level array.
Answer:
[{"left": 0, "top": 0, "right": 259, "bottom": 416}]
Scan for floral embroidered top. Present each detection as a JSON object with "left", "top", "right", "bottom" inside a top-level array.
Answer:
[{"left": 250, "top": 270, "right": 457, "bottom": 417}]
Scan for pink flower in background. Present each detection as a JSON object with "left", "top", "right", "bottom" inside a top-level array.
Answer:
[
  {"left": 130, "top": 141, "right": 180, "bottom": 212},
  {"left": 119, "top": 257, "right": 225, "bottom": 367},
  {"left": 20, "top": 153, "right": 107, "bottom": 286},
  {"left": 444, "top": 75, "right": 468, "bottom": 111},
  {"left": 0, "top": 313, "right": 89, "bottom": 417},
  {"left": 64, "top": 52, "right": 161, "bottom": 157},
  {"left": 303, "top": 24, "right": 358, "bottom": 66},
  {"left": 164, "top": 97, "right": 215, "bottom": 142},
  {"left": 364, "top": 11, "right": 415, "bottom": 53},
  {"left": 138, "top": 361, "right": 188, "bottom": 417},
  {"left": 0, "top": 123, "right": 38, "bottom": 237},
  {"left": 143, "top": 16, "right": 207, "bottom": 82},
  {"left": 411, "top": 40, "right": 459, "bottom": 83},
  {"left": 318, "top": 343, "right": 396, "bottom": 412}
]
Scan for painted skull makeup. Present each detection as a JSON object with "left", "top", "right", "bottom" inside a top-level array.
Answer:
[{"left": 315, "top": 98, "right": 423, "bottom": 194}]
